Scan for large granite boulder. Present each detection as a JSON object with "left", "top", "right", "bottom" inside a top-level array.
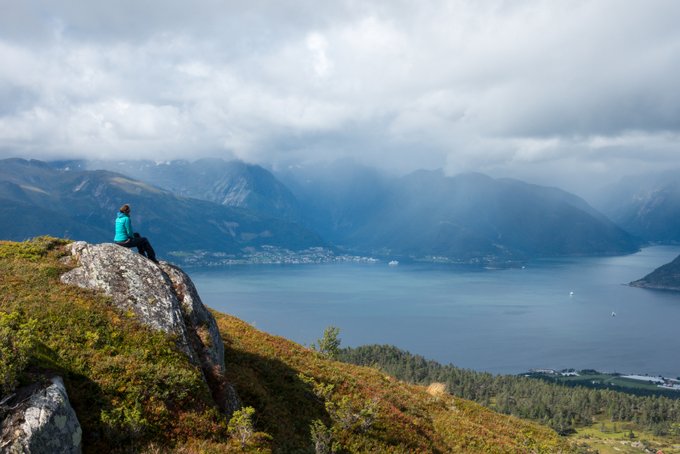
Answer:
[
  {"left": 0, "top": 376, "right": 82, "bottom": 453},
  {"left": 60, "top": 242, "right": 238, "bottom": 412},
  {"left": 60, "top": 242, "right": 195, "bottom": 362}
]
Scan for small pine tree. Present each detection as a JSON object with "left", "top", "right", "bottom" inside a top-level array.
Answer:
[
  {"left": 228, "top": 406, "right": 256, "bottom": 448},
  {"left": 310, "top": 419, "right": 336, "bottom": 454},
  {"left": 313, "top": 326, "right": 341, "bottom": 359},
  {"left": 326, "top": 396, "right": 378, "bottom": 433}
]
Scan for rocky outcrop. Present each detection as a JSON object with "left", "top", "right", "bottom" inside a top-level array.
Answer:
[
  {"left": 159, "top": 263, "right": 225, "bottom": 372},
  {"left": 0, "top": 376, "right": 82, "bottom": 453},
  {"left": 159, "top": 262, "right": 240, "bottom": 412},
  {"left": 630, "top": 253, "right": 680, "bottom": 292},
  {"left": 60, "top": 242, "right": 239, "bottom": 412},
  {"left": 60, "top": 242, "right": 196, "bottom": 362}
]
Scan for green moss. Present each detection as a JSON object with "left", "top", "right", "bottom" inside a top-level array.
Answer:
[
  {"left": 0, "top": 236, "right": 68, "bottom": 261},
  {"left": 0, "top": 311, "right": 37, "bottom": 395}
]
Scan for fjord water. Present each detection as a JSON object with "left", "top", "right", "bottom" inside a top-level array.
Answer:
[{"left": 193, "top": 246, "right": 680, "bottom": 377}]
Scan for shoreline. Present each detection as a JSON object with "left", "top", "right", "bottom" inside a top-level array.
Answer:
[{"left": 525, "top": 368, "right": 680, "bottom": 393}]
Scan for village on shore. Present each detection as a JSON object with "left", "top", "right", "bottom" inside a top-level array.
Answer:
[
  {"left": 169, "top": 246, "right": 380, "bottom": 267},
  {"left": 528, "top": 368, "right": 680, "bottom": 392}
]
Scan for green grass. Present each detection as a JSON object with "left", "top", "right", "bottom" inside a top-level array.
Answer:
[
  {"left": 571, "top": 418, "right": 680, "bottom": 453},
  {"left": 216, "top": 313, "right": 575, "bottom": 453},
  {"left": 0, "top": 237, "right": 234, "bottom": 452}
]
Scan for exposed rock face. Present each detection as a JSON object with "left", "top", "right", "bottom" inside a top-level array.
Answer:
[
  {"left": 159, "top": 263, "right": 225, "bottom": 372},
  {"left": 159, "top": 263, "right": 240, "bottom": 412},
  {"left": 1, "top": 376, "right": 82, "bottom": 453},
  {"left": 60, "top": 242, "right": 195, "bottom": 362},
  {"left": 60, "top": 242, "right": 239, "bottom": 412}
]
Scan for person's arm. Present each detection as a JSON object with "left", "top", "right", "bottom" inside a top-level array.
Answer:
[{"left": 124, "top": 217, "right": 134, "bottom": 239}]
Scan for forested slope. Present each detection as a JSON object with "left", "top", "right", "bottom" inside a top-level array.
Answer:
[{"left": 340, "top": 344, "right": 680, "bottom": 437}]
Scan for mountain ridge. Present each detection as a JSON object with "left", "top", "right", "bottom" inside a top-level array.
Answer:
[
  {"left": 335, "top": 167, "right": 641, "bottom": 260},
  {"left": 51, "top": 158, "right": 303, "bottom": 222},
  {"left": 0, "top": 158, "right": 324, "bottom": 262},
  {"left": 594, "top": 170, "right": 680, "bottom": 243},
  {"left": 1, "top": 157, "right": 645, "bottom": 264}
]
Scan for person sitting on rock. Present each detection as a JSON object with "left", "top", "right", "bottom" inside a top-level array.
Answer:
[{"left": 114, "top": 204, "right": 158, "bottom": 263}]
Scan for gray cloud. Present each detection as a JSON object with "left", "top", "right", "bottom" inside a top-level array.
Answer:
[{"left": 1, "top": 0, "right": 679, "bottom": 196}]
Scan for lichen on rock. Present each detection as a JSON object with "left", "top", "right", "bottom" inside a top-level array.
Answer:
[
  {"left": 0, "top": 376, "right": 82, "bottom": 454},
  {"left": 159, "top": 262, "right": 225, "bottom": 373}
]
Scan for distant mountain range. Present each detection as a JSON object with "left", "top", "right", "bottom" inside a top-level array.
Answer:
[
  {"left": 275, "top": 159, "right": 392, "bottom": 246},
  {"left": 278, "top": 161, "right": 641, "bottom": 261},
  {"left": 1, "top": 157, "right": 646, "bottom": 264},
  {"left": 0, "top": 159, "right": 323, "bottom": 259},
  {"left": 52, "top": 158, "right": 302, "bottom": 221},
  {"left": 594, "top": 170, "right": 680, "bottom": 243}
]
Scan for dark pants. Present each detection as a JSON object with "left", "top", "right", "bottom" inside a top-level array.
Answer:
[{"left": 116, "top": 234, "right": 157, "bottom": 262}]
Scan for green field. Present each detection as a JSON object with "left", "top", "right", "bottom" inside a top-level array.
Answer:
[{"left": 571, "top": 418, "right": 680, "bottom": 453}]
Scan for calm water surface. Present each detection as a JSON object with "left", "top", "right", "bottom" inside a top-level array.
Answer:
[{"left": 192, "top": 246, "right": 680, "bottom": 376}]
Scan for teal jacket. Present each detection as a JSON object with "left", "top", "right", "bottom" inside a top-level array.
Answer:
[{"left": 114, "top": 212, "right": 134, "bottom": 242}]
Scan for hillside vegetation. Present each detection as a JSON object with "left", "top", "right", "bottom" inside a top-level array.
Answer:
[
  {"left": 339, "top": 345, "right": 680, "bottom": 450},
  {"left": 0, "top": 237, "right": 574, "bottom": 452},
  {"left": 0, "top": 237, "right": 231, "bottom": 451}
]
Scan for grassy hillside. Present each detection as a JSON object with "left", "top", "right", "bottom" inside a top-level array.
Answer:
[
  {"left": 339, "top": 345, "right": 680, "bottom": 453},
  {"left": 216, "top": 314, "right": 573, "bottom": 453},
  {"left": 1, "top": 237, "right": 574, "bottom": 453},
  {"left": 0, "top": 237, "right": 232, "bottom": 452}
]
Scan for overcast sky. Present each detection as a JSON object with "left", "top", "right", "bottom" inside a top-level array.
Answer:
[{"left": 1, "top": 0, "right": 679, "bottom": 195}]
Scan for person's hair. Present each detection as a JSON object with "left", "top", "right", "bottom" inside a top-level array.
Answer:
[{"left": 119, "top": 204, "right": 130, "bottom": 214}]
